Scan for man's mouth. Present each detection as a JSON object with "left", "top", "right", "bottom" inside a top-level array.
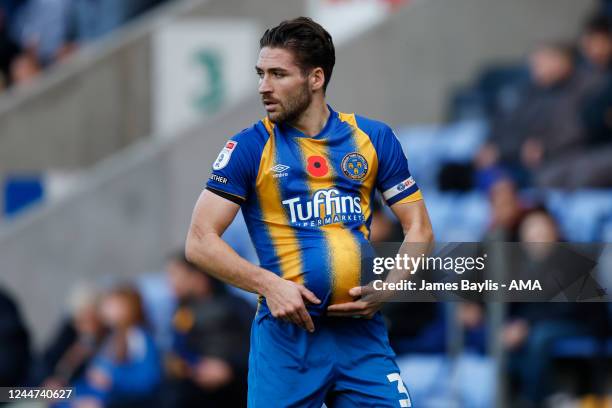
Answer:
[{"left": 263, "top": 100, "right": 279, "bottom": 111}]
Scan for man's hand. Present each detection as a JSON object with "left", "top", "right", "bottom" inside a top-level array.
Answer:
[
  {"left": 328, "top": 200, "right": 433, "bottom": 319},
  {"left": 326, "top": 286, "right": 385, "bottom": 319},
  {"left": 165, "top": 353, "right": 191, "bottom": 379},
  {"left": 193, "top": 357, "right": 234, "bottom": 390},
  {"left": 262, "top": 275, "right": 321, "bottom": 332},
  {"left": 87, "top": 367, "right": 112, "bottom": 391}
]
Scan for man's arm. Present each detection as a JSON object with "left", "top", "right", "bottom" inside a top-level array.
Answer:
[
  {"left": 391, "top": 199, "right": 434, "bottom": 244},
  {"left": 185, "top": 189, "right": 320, "bottom": 331},
  {"left": 327, "top": 199, "right": 434, "bottom": 318}
]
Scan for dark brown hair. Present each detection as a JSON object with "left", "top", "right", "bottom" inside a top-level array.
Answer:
[{"left": 260, "top": 17, "right": 335, "bottom": 92}]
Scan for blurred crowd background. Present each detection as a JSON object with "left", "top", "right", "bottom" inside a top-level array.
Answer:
[
  {"left": 1, "top": 0, "right": 611, "bottom": 407},
  {"left": 0, "top": 0, "right": 171, "bottom": 92}
]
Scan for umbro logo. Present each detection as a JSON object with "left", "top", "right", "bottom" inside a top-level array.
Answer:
[
  {"left": 270, "top": 164, "right": 290, "bottom": 178},
  {"left": 270, "top": 164, "right": 290, "bottom": 173}
]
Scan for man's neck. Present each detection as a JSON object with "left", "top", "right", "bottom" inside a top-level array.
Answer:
[{"left": 289, "top": 100, "right": 330, "bottom": 137}]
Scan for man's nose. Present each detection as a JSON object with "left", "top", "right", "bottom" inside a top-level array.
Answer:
[{"left": 259, "top": 75, "right": 272, "bottom": 94}]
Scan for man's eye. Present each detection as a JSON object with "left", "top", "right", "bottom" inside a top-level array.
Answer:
[
  {"left": 273, "top": 72, "right": 284, "bottom": 78},
  {"left": 256, "top": 72, "right": 264, "bottom": 78}
]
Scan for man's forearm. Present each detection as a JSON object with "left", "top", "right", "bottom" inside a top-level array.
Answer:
[
  {"left": 385, "top": 224, "right": 434, "bottom": 285},
  {"left": 185, "top": 228, "right": 277, "bottom": 295},
  {"left": 403, "top": 222, "right": 434, "bottom": 247}
]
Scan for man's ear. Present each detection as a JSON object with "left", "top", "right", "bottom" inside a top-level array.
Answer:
[{"left": 311, "top": 67, "right": 325, "bottom": 91}]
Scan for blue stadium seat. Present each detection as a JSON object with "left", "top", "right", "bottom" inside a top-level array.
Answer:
[
  {"left": 397, "top": 123, "right": 612, "bottom": 244},
  {"left": 396, "top": 124, "right": 444, "bottom": 190},
  {"left": 424, "top": 192, "right": 490, "bottom": 242},
  {"left": 552, "top": 336, "right": 605, "bottom": 358},
  {"left": 600, "top": 218, "right": 612, "bottom": 242},
  {"left": 3, "top": 175, "right": 44, "bottom": 217},
  {"left": 546, "top": 190, "right": 612, "bottom": 241},
  {"left": 396, "top": 120, "right": 487, "bottom": 191}
]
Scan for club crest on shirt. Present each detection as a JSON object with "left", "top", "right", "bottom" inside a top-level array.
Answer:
[
  {"left": 341, "top": 152, "right": 368, "bottom": 180},
  {"left": 212, "top": 140, "right": 238, "bottom": 170}
]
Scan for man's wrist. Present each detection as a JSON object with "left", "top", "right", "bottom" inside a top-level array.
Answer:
[{"left": 254, "top": 270, "right": 279, "bottom": 296}]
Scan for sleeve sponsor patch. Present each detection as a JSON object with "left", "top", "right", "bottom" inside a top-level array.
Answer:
[
  {"left": 212, "top": 140, "right": 238, "bottom": 170},
  {"left": 209, "top": 174, "right": 228, "bottom": 184},
  {"left": 383, "top": 177, "right": 416, "bottom": 201}
]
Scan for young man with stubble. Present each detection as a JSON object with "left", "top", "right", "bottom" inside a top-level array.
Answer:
[{"left": 186, "top": 17, "right": 433, "bottom": 407}]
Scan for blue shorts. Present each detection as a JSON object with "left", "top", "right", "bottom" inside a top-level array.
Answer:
[{"left": 248, "top": 308, "right": 412, "bottom": 407}]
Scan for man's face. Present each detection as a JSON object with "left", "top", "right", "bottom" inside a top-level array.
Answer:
[
  {"left": 167, "top": 260, "right": 192, "bottom": 299},
  {"left": 490, "top": 179, "right": 521, "bottom": 228},
  {"left": 519, "top": 213, "right": 559, "bottom": 243},
  {"left": 256, "top": 47, "right": 312, "bottom": 124},
  {"left": 581, "top": 32, "right": 612, "bottom": 68},
  {"left": 529, "top": 47, "right": 573, "bottom": 87}
]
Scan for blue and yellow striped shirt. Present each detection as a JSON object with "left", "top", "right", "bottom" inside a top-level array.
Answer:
[{"left": 206, "top": 106, "right": 421, "bottom": 312}]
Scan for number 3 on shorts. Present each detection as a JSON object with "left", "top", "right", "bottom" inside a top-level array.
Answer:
[{"left": 387, "top": 373, "right": 412, "bottom": 407}]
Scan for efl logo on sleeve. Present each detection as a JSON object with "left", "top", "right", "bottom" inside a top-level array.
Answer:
[
  {"left": 383, "top": 177, "right": 415, "bottom": 201},
  {"left": 212, "top": 140, "right": 238, "bottom": 170}
]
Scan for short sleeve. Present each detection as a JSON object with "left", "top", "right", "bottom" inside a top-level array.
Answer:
[
  {"left": 206, "top": 132, "right": 258, "bottom": 205},
  {"left": 375, "top": 125, "right": 422, "bottom": 206}
]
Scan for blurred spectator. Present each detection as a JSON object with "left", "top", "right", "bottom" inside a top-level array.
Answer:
[
  {"left": 483, "top": 177, "right": 528, "bottom": 242},
  {"left": 475, "top": 42, "right": 608, "bottom": 188},
  {"left": 503, "top": 208, "right": 608, "bottom": 406},
  {"left": 10, "top": 48, "right": 40, "bottom": 86},
  {"left": 579, "top": 14, "right": 612, "bottom": 76},
  {"left": 11, "top": 0, "right": 73, "bottom": 65},
  {"left": 574, "top": 14, "right": 612, "bottom": 182},
  {"left": 539, "top": 14, "right": 612, "bottom": 188},
  {"left": 474, "top": 44, "right": 563, "bottom": 167},
  {"left": 0, "top": 4, "right": 20, "bottom": 90},
  {"left": 35, "top": 282, "right": 106, "bottom": 388},
  {"left": 71, "top": 285, "right": 161, "bottom": 408},
  {"left": 136, "top": 270, "right": 176, "bottom": 353},
  {"left": 580, "top": 15, "right": 612, "bottom": 140},
  {"left": 0, "top": 0, "right": 166, "bottom": 92},
  {"left": 162, "top": 252, "right": 252, "bottom": 408},
  {"left": 0, "top": 285, "right": 31, "bottom": 387},
  {"left": 0, "top": 0, "right": 25, "bottom": 23}
]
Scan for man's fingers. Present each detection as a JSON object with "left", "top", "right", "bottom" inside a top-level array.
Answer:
[
  {"left": 286, "top": 312, "right": 304, "bottom": 329},
  {"left": 289, "top": 306, "right": 307, "bottom": 331},
  {"left": 297, "top": 307, "right": 315, "bottom": 332},
  {"left": 298, "top": 286, "right": 321, "bottom": 305},
  {"left": 350, "top": 285, "right": 378, "bottom": 298},
  {"left": 327, "top": 301, "right": 367, "bottom": 313},
  {"left": 278, "top": 314, "right": 293, "bottom": 325},
  {"left": 327, "top": 301, "right": 371, "bottom": 317},
  {"left": 327, "top": 307, "right": 375, "bottom": 318},
  {"left": 279, "top": 301, "right": 314, "bottom": 332},
  {"left": 327, "top": 310, "right": 364, "bottom": 317},
  {"left": 348, "top": 286, "right": 362, "bottom": 297}
]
